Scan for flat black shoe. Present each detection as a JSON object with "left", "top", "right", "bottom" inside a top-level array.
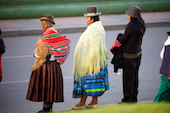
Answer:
[
  {"left": 118, "top": 101, "right": 127, "bottom": 104},
  {"left": 118, "top": 101, "right": 137, "bottom": 104},
  {"left": 118, "top": 101, "right": 123, "bottom": 104},
  {"left": 37, "top": 108, "right": 51, "bottom": 113}
]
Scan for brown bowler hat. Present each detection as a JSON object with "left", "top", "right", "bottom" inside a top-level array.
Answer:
[
  {"left": 40, "top": 14, "right": 55, "bottom": 24},
  {"left": 84, "top": 6, "right": 101, "bottom": 17}
]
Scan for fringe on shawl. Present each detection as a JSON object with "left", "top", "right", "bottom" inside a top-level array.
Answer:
[
  {"left": 72, "top": 21, "right": 108, "bottom": 82},
  {"left": 32, "top": 38, "right": 51, "bottom": 71}
]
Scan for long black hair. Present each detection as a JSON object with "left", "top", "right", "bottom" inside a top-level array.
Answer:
[
  {"left": 90, "top": 16, "right": 99, "bottom": 22},
  {"left": 129, "top": 16, "right": 146, "bottom": 36}
]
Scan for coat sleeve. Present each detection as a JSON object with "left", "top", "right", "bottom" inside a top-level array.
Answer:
[{"left": 119, "top": 23, "right": 133, "bottom": 45}]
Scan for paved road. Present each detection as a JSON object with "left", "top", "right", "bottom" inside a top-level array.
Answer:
[{"left": 0, "top": 27, "right": 169, "bottom": 113}]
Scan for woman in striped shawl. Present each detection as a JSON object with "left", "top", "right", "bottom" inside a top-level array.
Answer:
[{"left": 26, "top": 14, "right": 71, "bottom": 113}]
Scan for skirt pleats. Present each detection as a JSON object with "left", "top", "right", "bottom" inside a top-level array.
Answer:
[{"left": 26, "top": 61, "right": 64, "bottom": 103}]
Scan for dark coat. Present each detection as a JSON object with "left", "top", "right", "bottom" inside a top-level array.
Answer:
[
  {"left": 0, "top": 38, "right": 5, "bottom": 55},
  {"left": 110, "top": 34, "right": 123, "bottom": 72},
  {"left": 160, "top": 45, "right": 170, "bottom": 77},
  {"left": 119, "top": 19, "right": 144, "bottom": 54}
]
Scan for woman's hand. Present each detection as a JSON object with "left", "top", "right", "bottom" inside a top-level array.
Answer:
[{"left": 33, "top": 49, "right": 37, "bottom": 58}]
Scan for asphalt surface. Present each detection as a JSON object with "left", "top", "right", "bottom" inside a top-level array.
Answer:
[
  {"left": 0, "top": 27, "right": 169, "bottom": 113},
  {"left": 0, "top": 11, "right": 170, "bottom": 37}
]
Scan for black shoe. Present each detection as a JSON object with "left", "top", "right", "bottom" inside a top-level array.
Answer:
[
  {"left": 118, "top": 101, "right": 124, "bottom": 104},
  {"left": 37, "top": 108, "right": 51, "bottom": 113},
  {"left": 118, "top": 101, "right": 137, "bottom": 104}
]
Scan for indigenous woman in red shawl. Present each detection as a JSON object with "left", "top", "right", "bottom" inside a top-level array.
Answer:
[{"left": 26, "top": 14, "right": 71, "bottom": 113}]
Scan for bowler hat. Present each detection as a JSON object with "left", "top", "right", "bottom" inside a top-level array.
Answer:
[
  {"left": 40, "top": 14, "right": 55, "bottom": 24},
  {"left": 125, "top": 5, "right": 141, "bottom": 18},
  {"left": 84, "top": 6, "right": 101, "bottom": 17}
]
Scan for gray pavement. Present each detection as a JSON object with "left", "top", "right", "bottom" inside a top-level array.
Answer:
[{"left": 0, "top": 11, "right": 170, "bottom": 37}]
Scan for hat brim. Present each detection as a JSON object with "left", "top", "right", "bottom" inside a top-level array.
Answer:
[
  {"left": 40, "top": 17, "right": 55, "bottom": 24},
  {"left": 125, "top": 10, "right": 140, "bottom": 18},
  {"left": 84, "top": 12, "right": 101, "bottom": 17}
]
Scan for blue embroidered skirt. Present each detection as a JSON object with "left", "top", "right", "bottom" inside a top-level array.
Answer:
[{"left": 73, "top": 66, "right": 109, "bottom": 98}]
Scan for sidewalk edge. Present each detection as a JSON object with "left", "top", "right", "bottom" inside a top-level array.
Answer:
[{"left": 1, "top": 21, "right": 170, "bottom": 37}]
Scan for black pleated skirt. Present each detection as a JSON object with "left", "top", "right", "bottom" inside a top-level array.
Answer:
[{"left": 26, "top": 61, "right": 64, "bottom": 103}]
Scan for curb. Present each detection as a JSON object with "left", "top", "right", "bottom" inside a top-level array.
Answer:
[{"left": 1, "top": 21, "right": 170, "bottom": 37}]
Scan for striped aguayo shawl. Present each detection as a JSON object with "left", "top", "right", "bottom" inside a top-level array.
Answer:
[{"left": 41, "top": 30, "right": 71, "bottom": 64}]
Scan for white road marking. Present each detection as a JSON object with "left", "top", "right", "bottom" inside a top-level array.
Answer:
[
  {"left": 2, "top": 55, "right": 33, "bottom": 59},
  {"left": 0, "top": 76, "right": 73, "bottom": 84},
  {"left": 1, "top": 80, "right": 29, "bottom": 84},
  {"left": 1, "top": 55, "right": 73, "bottom": 84}
]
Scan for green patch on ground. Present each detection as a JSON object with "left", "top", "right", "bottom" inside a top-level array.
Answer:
[{"left": 54, "top": 103, "right": 170, "bottom": 113}]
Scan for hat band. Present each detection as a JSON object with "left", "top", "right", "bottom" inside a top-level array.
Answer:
[
  {"left": 40, "top": 17, "right": 55, "bottom": 24},
  {"left": 84, "top": 12, "right": 101, "bottom": 17}
]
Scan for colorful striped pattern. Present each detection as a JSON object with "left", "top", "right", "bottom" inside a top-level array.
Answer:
[
  {"left": 85, "top": 88, "right": 106, "bottom": 92},
  {"left": 41, "top": 30, "right": 71, "bottom": 64},
  {"left": 81, "top": 73, "right": 106, "bottom": 96}
]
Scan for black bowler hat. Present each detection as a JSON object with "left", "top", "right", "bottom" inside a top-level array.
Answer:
[
  {"left": 84, "top": 6, "right": 101, "bottom": 17},
  {"left": 40, "top": 14, "right": 55, "bottom": 24},
  {"left": 125, "top": 5, "right": 142, "bottom": 18}
]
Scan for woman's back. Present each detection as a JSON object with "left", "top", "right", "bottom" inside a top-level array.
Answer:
[{"left": 121, "top": 18, "right": 145, "bottom": 53}]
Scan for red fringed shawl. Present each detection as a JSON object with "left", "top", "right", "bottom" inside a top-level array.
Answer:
[{"left": 41, "top": 30, "right": 71, "bottom": 64}]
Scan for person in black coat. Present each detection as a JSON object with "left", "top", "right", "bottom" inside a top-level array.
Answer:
[
  {"left": 0, "top": 29, "right": 5, "bottom": 82},
  {"left": 118, "top": 5, "right": 146, "bottom": 103}
]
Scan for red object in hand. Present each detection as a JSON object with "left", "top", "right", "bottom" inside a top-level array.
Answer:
[{"left": 110, "top": 38, "right": 122, "bottom": 50}]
